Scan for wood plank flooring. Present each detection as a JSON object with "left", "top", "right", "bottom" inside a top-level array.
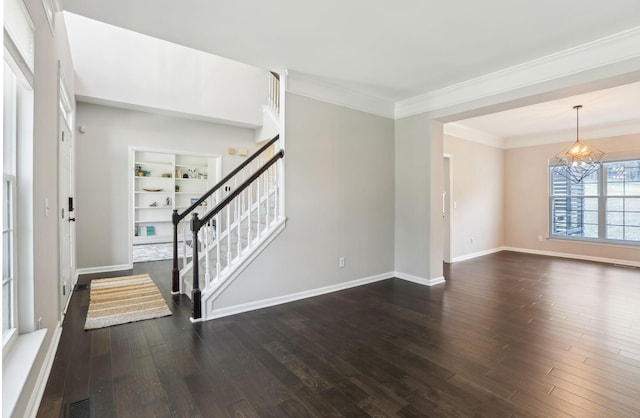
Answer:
[{"left": 37, "top": 251, "right": 640, "bottom": 417}]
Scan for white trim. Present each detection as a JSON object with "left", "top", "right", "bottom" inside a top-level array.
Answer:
[
  {"left": 4, "top": 29, "right": 34, "bottom": 87},
  {"left": 394, "top": 272, "right": 446, "bottom": 286},
  {"left": 4, "top": 0, "right": 35, "bottom": 75},
  {"left": 503, "top": 246, "right": 640, "bottom": 268},
  {"left": 395, "top": 26, "right": 640, "bottom": 119},
  {"left": 207, "top": 272, "right": 393, "bottom": 320},
  {"left": 75, "top": 263, "right": 132, "bottom": 277},
  {"left": 41, "top": 0, "right": 56, "bottom": 36},
  {"left": 281, "top": 27, "right": 640, "bottom": 121},
  {"left": 502, "top": 120, "right": 640, "bottom": 149},
  {"left": 450, "top": 247, "right": 506, "bottom": 263},
  {"left": 286, "top": 70, "right": 395, "bottom": 119},
  {"left": 25, "top": 323, "right": 62, "bottom": 418},
  {"left": 62, "top": 275, "right": 75, "bottom": 315},
  {"left": 76, "top": 95, "right": 262, "bottom": 129},
  {"left": 2, "top": 328, "right": 47, "bottom": 418},
  {"left": 444, "top": 123, "right": 506, "bottom": 149}
]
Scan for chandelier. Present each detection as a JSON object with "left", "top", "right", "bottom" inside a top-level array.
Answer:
[{"left": 551, "top": 105, "right": 603, "bottom": 183}]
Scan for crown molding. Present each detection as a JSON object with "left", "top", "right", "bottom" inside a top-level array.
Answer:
[
  {"left": 395, "top": 26, "right": 640, "bottom": 120},
  {"left": 449, "top": 119, "right": 640, "bottom": 150},
  {"left": 284, "top": 27, "right": 640, "bottom": 123},
  {"left": 286, "top": 70, "right": 395, "bottom": 119},
  {"left": 444, "top": 123, "right": 505, "bottom": 149},
  {"left": 502, "top": 120, "right": 640, "bottom": 149}
]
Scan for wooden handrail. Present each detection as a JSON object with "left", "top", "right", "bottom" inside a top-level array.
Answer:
[
  {"left": 193, "top": 150, "right": 284, "bottom": 230},
  {"left": 173, "top": 133, "right": 280, "bottom": 225}
]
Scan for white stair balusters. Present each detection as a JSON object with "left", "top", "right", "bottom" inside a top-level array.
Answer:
[{"left": 173, "top": 138, "right": 284, "bottom": 321}]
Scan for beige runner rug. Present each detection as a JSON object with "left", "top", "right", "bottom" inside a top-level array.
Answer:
[{"left": 84, "top": 273, "right": 172, "bottom": 330}]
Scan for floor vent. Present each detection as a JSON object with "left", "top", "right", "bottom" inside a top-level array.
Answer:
[
  {"left": 64, "top": 397, "right": 94, "bottom": 418},
  {"left": 74, "top": 284, "right": 90, "bottom": 291}
]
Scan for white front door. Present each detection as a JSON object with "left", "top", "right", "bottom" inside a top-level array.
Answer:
[{"left": 58, "top": 115, "right": 74, "bottom": 315}]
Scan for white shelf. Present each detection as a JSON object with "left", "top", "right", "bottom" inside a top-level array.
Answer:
[
  {"left": 135, "top": 206, "right": 172, "bottom": 210},
  {"left": 135, "top": 161, "right": 172, "bottom": 166},
  {"left": 133, "top": 149, "right": 218, "bottom": 247},
  {"left": 176, "top": 163, "right": 207, "bottom": 169},
  {"left": 134, "top": 220, "right": 171, "bottom": 224}
]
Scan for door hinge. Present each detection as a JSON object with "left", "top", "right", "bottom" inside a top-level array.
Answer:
[{"left": 63, "top": 284, "right": 66, "bottom": 295}]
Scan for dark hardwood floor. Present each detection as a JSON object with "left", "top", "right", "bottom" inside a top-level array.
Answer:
[{"left": 37, "top": 251, "right": 640, "bottom": 417}]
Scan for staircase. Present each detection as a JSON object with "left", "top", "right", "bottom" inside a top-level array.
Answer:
[{"left": 172, "top": 133, "right": 284, "bottom": 322}]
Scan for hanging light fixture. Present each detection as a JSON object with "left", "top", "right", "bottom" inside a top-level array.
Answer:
[{"left": 551, "top": 105, "right": 603, "bottom": 183}]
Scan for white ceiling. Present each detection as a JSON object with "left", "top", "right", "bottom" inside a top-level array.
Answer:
[{"left": 60, "top": 0, "right": 640, "bottom": 144}]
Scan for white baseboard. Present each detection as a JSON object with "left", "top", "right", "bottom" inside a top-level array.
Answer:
[
  {"left": 26, "top": 323, "right": 62, "bottom": 418},
  {"left": 395, "top": 272, "right": 446, "bottom": 286},
  {"left": 451, "top": 247, "right": 506, "bottom": 263},
  {"left": 207, "top": 272, "right": 393, "bottom": 320},
  {"left": 503, "top": 246, "right": 640, "bottom": 268},
  {"left": 75, "top": 263, "right": 132, "bottom": 278}
]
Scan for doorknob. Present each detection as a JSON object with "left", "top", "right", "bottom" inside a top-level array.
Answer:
[{"left": 69, "top": 218, "right": 76, "bottom": 222}]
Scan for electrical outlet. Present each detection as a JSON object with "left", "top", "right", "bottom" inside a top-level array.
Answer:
[{"left": 339, "top": 257, "right": 345, "bottom": 268}]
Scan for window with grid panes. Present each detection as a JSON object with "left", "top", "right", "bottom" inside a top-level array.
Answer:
[{"left": 549, "top": 159, "right": 640, "bottom": 245}]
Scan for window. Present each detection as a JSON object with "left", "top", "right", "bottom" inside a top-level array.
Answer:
[
  {"left": 605, "top": 161, "right": 640, "bottom": 241},
  {"left": 3, "top": 0, "right": 34, "bottom": 347},
  {"left": 3, "top": 176, "right": 16, "bottom": 339},
  {"left": 549, "top": 159, "right": 640, "bottom": 244}
]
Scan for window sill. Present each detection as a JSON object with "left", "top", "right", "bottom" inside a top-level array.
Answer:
[
  {"left": 2, "top": 328, "right": 47, "bottom": 417},
  {"left": 547, "top": 236, "right": 640, "bottom": 249}
]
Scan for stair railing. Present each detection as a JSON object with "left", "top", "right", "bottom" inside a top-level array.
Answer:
[
  {"left": 188, "top": 149, "right": 284, "bottom": 320},
  {"left": 171, "top": 134, "right": 280, "bottom": 294},
  {"left": 268, "top": 72, "right": 280, "bottom": 118}
]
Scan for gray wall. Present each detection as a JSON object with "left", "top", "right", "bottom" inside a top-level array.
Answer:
[
  {"left": 13, "top": 5, "right": 75, "bottom": 417},
  {"left": 214, "top": 93, "right": 395, "bottom": 308},
  {"left": 394, "top": 114, "right": 431, "bottom": 279},
  {"left": 74, "top": 103, "right": 258, "bottom": 269},
  {"left": 444, "top": 134, "right": 505, "bottom": 259}
]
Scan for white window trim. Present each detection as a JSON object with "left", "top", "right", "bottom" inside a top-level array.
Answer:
[
  {"left": 549, "top": 160, "right": 640, "bottom": 246},
  {"left": 3, "top": 174, "right": 18, "bottom": 348}
]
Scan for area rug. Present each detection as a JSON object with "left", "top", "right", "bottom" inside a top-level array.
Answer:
[{"left": 84, "top": 274, "right": 172, "bottom": 330}]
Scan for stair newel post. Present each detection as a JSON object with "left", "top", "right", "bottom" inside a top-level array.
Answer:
[
  {"left": 171, "top": 209, "right": 180, "bottom": 294},
  {"left": 191, "top": 212, "right": 202, "bottom": 321}
]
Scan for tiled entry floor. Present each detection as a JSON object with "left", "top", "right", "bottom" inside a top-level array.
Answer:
[{"left": 132, "top": 243, "right": 192, "bottom": 263}]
